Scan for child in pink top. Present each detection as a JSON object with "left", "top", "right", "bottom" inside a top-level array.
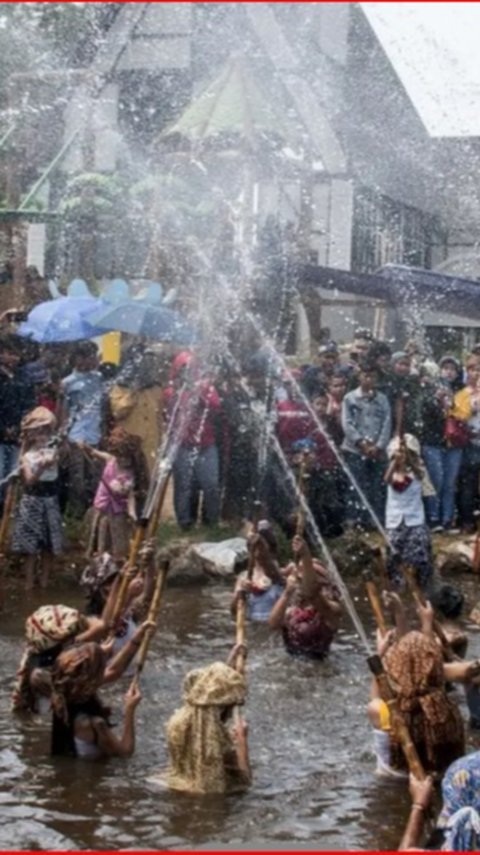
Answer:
[{"left": 82, "top": 428, "right": 148, "bottom": 561}]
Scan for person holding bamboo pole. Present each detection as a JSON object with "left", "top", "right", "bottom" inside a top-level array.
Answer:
[
  {"left": 370, "top": 596, "right": 465, "bottom": 777},
  {"left": 162, "top": 642, "right": 250, "bottom": 795},
  {"left": 268, "top": 535, "right": 341, "bottom": 659},
  {"left": 231, "top": 521, "right": 284, "bottom": 623},
  {"left": 49, "top": 618, "right": 155, "bottom": 758},
  {"left": 384, "top": 433, "right": 435, "bottom": 592}
]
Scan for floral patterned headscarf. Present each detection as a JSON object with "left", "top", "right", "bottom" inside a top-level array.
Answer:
[{"left": 437, "top": 751, "right": 480, "bottom": 851}]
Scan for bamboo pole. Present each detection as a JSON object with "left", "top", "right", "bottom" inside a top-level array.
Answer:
[
  {"left": 130, "top": 560, "right": 169, "bottom": 687},
  {"left": 367, "top": 653, "right": 426, "bottom": 780},
  {"left": 295, "top": 453, "right": 308, "bottom": 538},
  {"left": 402, "top": 565, "right": 458, "bottom": 662},
  {"left": 372, "top": 545, "right": 389, "bottom": 591},
  {"left": 145, "top": 469, "right": 172, "bottom": 540},
  {"left": 235, "top": 505, "right": 261, "bottom": 674},
  {"left": 363, "top": 570, "right": 388, "bottom": 637},
  {"left": 109, "top": 522, "right": 147, "bottom": 632}
]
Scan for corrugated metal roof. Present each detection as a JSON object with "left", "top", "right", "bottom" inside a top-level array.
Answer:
[{"left": 362, "top": 2, "right": 480, "bottom": 138}]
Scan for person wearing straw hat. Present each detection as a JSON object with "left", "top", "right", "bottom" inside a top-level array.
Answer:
[
  {"left": 11, "top": 406, "right": 63, "bottom": 590},
  {"left": 163, "top": 642, "right": 250, "bottom": 794}
]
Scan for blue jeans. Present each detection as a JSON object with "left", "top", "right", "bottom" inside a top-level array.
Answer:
[
  {"left": 173, "top": 445, "right": 220, "bottom": 527},
  {"left": 343, "top": 451, "right": 386, "bottom": 528},
  {"left": 0, "top": 443, "right": 18, "bottom": 508},
  {"left": 422, "top": 445, "right": 463, "bottom": 526}
]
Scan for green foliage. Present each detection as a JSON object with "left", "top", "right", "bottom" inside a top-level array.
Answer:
[{"left": 59, "top": 171, "right": 125, "bottom": 216}]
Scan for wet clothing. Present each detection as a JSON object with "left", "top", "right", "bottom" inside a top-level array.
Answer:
[
  {"left": 12, "top": 605, "right": 86, "bottom": 712},
  {"left": 282, "top": 562, "right": 340, "bottom": 659},
  {"left": 383, "top": 631, "right": 464, "bottom": 774},
  {"left": 236, "top": 571, "right": 284, "bottom": 623},
  {"left": 166, "top": 662, "right": 248, "bottom": 795},
  {"left": 51, "top": 697, "right": 110, "bottom": 757},
  {"left": 283, "top": 605, "right": 336, "bottom": 658}
]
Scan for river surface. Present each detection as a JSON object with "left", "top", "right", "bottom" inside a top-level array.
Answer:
[{"left": 1, "top": 569, "right": 480, "bottom": 852}]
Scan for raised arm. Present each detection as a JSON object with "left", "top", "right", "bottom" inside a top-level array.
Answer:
[
  {"left": 102, "top": 619, "right": 155, "bottom": 683},
  {"left": 91, "top": 683, "right": 142, "bottom": 757},
  {"left": 398, "top": 773, "right": 433, "bottom": 851}
]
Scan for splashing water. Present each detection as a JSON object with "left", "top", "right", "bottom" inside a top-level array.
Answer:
[{"left": 270, "top": 433, "right": 372, "bottom": 654}]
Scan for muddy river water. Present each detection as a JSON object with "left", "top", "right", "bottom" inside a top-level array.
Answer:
[{"left": 1, "top": 570, "right": 480, "bottom": 851}]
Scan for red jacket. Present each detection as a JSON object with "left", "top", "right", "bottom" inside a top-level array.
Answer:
[{"left": 164, "top": 381, "right": 222, "bottom": 449}]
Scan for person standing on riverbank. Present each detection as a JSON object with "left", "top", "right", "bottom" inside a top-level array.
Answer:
[{"left": 11, "top": 407, "right": 63, "bottom": 590}]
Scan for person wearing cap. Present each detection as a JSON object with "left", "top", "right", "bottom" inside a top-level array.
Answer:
[
  {"left": 384, "top": 433, "right": 434, "bottom": 590},
  {"left": 419, "top": 356, "right": 463, "bottom": 533},
  {"left": 11, "top": 407, "right": 63, "bottom": 590},
  {"left": 314, "top": 341, "right": 340, "bottom": 385}
]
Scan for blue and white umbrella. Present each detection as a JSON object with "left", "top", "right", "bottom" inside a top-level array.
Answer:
[
  {"left": 86, "top": 300, "right": 197, "bottom": 344},
  {"left": 17, "top": 295, "right": 105, "bottom": 343}
]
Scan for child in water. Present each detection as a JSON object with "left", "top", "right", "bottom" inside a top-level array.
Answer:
[{"left": 11, "top": 407, "right": 63, "bottom": 590}]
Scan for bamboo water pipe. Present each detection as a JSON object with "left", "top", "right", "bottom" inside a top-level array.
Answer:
[
  {"left": 109, "top": 521, "right": 148, "bottom": 632},
  {"left": 363, "top": 570, "right": 388, "bottom": 638},
  {"left": 235, "top": 504, "right": 261, "bottom": 674},
  {"left": 403, "top": 565, "right": 458, "bottom": 663},
  {"left": 295, "top": 453, "right": 308, "bottom": 539},
  {"left": 130, "top": 559, "right": 169, "bottom": 687}
]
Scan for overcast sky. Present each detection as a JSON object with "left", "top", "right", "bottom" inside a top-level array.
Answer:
[{"left": 362, "top": 3, "right": 480, "bottom": 137}]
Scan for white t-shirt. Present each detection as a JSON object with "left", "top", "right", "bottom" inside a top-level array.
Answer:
[
  {"left": 386, "top": 478, "right": 425, "bottom": 528},
  {"left": 23, "top": 448, "right": 58, "bottom": 481}
]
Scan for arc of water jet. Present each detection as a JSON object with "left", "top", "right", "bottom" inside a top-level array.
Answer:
[{"left": 244, "top": 313, "right": 389, "bottom": 542}]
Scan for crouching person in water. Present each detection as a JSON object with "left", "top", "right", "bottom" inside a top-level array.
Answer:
[
  {"left": 50, "top": 620, "right": 154, "bottom": 758},
  {"left": 164, "top": 643, "right": 250, "bottom": 795},
  {"left": 268, "top": 535, "right": 341, "bottom": 658}
]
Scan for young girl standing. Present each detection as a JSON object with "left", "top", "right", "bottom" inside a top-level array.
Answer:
[
  {"left": 385, "top": 433, "right": 435, "bottom": 591},
  {"left": 84, "top": 427, "right": 148, "bottom": 562},
  {"left": 12, "top": 406, "right": 63, "bottom": 590}
]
